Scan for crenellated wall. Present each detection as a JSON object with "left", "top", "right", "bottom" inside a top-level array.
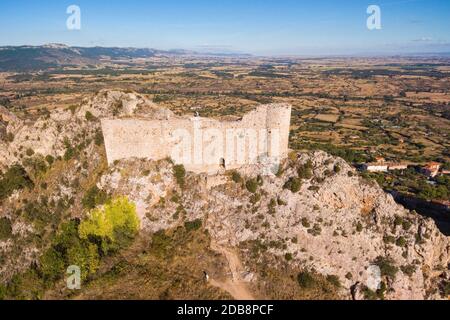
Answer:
[{"left": 101, "top": 103, "right": 292, "bottom": 175}]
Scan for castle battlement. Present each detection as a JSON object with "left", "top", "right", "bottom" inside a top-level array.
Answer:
[{"left": 101, "top": 103, "right": 292, "bottom": 175}]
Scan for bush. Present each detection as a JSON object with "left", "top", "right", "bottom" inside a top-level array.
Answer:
[
  {"left": 283, "top": 177, "right": 302, "bottom": 193},
  {"left": 301, "top": 217, "right": 311, "bottom": 228},
  {"left": 231, "top": 171, "right": 243, "bottom": 183},
  {"left": 356, "top": 222, "right": 363, "bottom": 233},
  {"left": 383, "top": 235, "right": 395, "bottom": 244},
  {"left": 298, "top": 164, "right": 313, "bottom": 179},
  {"left": 82, "top": 186, "right": 108, "bottom": 210},
  {"left": 23, "top": 156, "right": 48, "bottom": 177},
  {"left": 396, "top": 237, "right": 407, "bottom": 247},
  {"left": 6, "top": 132, "right": 14, "bottom": 142},
  {"left": 151, "top": 230, "right": 173, "bottom": 257},
  {"left": 400, "top": 264, "right": 416, "bottom": 277},
  {"left": 36, "top": 220, "right": 101, "bottom": 284},
  {"left": 245, "top": 179, "right": 259, "bottom": 194},
  {"left": 402, "top": 220, "right": 412, "bottom": 231},
  {"left": 374, "top": 256, "right": 398, "bottom": 279},
  {"left": 284, "top": 253, "right": 293, "bottom": 261},
  {"left": 67, "top": 242, "right": 100, "bottom": 281},
  {"left": 184, "top": 219, "right": 202, "bottom": 232},
  {"left": 173, "top": 165, "right": 186, "bottom": 188},
  {"left": 326, "top": 275, "right": 341, "bottom": 288},
  {"left": 26, "top": 148, "right": 35, "bottom": 157},
  {"left": 442, "top": 281, "right": 450, "bottom": 297},
  {"left": 0, "top": 217, "right": 13, "bottom": 240},
  {"left": 79, "top": 197, "right": 140, "bottom": 254},
  {"left": 45, "top": 155, "right": 55, "bottom": 166},
  {"left": 250, "top": 193, "right": 261, "bottom": 204},
  {"left": 308, "top": 224, "right": 322, "bottom": 236},
  {"left": 94, "top": 131, "right": 104, "bottom": 146},
  {"left": 39, "top": 248, "right": 65, "bottom": 282},
  {"left": 69, "top": 105, "right": 78, "bottom": 115},
  {"left": 394, "top": 216, "right": 403, "bottom": 227},
  {"left": 256, "top": 175, "right": 264, "bottom": 186},
  {"left": 277, "top": 197, "right": 287, "bottom": 206},
  {"left": 85, "top": 111, "right": 96, "bottom": 122},
  {"left": 0, "top": 284, "right": 6, "bottom": 300},
  {"left": 0, "top": 164, "right": 33, "bottom": 200},
  {"left": 297, "top": 271, "right": 316, "bottom": 289},
  {"left": 362, "top": 286, "right": 378, "bottom": 300},
  {"left": 334, "top": 165, "right": 341, "bottom": 173},
  {"left": 64, "top": 145, "right": 76, "bottom": 161}
]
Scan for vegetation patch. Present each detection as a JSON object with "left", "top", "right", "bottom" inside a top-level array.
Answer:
[
  {"left": 230, "top": 171, "right": 243, "bottom": 184},
  {"left": 82, "top": 186, "right": 109, "bottom": 210},
  {"left": 245, "top": 179, "right": 259, "bottom": 194},
  {"left": 284, "top": 177, "right": 302, "bottom": 193},
  {"left": 0, "top": 164, "right": 34, "bottom": 201},
  {"left": 0, "top": 217, "right": 13, "bottom": 240},
  {"left": 374, "top": 256, "right": 398, "bottom": 280},
  {"left": 79, "top": 197, "right": 140, "bottom": 254},
  {"left": 173, "top": 165, "right": 186, "bottom": 188},
  {"left": 184, "top": 219, "right": 202, "bottom": 232}
]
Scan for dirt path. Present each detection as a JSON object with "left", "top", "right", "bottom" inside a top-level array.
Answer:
[{"left": 209, "top": 242, "right": 255, "bottom": 300}]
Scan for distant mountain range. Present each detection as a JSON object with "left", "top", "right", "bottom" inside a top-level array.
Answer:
[{"left": 0, "top": 44, "right": 251, "bottom": 72}]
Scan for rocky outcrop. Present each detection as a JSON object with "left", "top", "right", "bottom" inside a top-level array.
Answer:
[
  {"left": 76, "top": 90, "right": 173, "bottom": 120},
  {"left": 0, "top": 90, "right": 162, "bottom": 171},
  {"left": 97, "top": 152, "right": 449, "bottom": 300}
]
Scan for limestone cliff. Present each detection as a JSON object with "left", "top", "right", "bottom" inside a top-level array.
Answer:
[{"left": 97, "top": 153, "right": 449, "bottom": 300}]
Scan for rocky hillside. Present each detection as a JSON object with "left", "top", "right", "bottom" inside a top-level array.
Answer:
[{"left": 0, "top": 90, "right": 448, "bottom": 300}]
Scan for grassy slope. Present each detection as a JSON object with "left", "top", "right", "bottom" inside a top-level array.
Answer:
[{"left": 45, "top": 227, "right": 233, "bottom": 300}]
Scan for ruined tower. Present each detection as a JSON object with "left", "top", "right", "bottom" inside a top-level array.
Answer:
[{"left": 101, "top": 103, "right": 292, "bottom": 175}]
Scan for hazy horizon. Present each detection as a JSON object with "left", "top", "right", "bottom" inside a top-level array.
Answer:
[{"left": 1, "top": 0, "right": 450, "bottom": 56}]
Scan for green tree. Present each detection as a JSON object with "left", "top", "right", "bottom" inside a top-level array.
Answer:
[
  {"left": 39, "top": 248, "right": 65, "bottom": 283},
  {"left": 79, "top": 197, "right": 140, "bottom": 254},
  {"left": 67, "top": 242, "right": 100, "bottom": 280}
]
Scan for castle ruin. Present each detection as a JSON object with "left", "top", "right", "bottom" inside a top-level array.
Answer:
[{"left": 101, "top": 103, "right": 292, "bottom": 175}]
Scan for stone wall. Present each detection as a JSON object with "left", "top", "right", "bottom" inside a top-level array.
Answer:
[{"left": 101, "top": 103, "right": 292, "bottom": 174}]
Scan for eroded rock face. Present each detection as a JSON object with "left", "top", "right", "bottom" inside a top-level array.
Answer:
[
  {"left": 0, "top": 90, "right": 166, "bottom": 171},
  {"left": 0, "top": 106, "right": 16, "bottom": 141},
  {"left": 96, "top": 152, "right": 449, "bottom": 300}
]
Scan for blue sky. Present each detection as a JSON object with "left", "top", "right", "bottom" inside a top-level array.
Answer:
[{"left": 0, "top": 0, "right": 449, "bottom": 55}]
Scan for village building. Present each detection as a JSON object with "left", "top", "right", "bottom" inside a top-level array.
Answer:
[
  {"left": 421, "top": 162, "right": 441, "bottom": 178},
  {"left": 387, "top": 163, "right": 409, "bottom": 171},
  {"left": 362, "top": 157, "right": 408, "bottom": 173}
]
